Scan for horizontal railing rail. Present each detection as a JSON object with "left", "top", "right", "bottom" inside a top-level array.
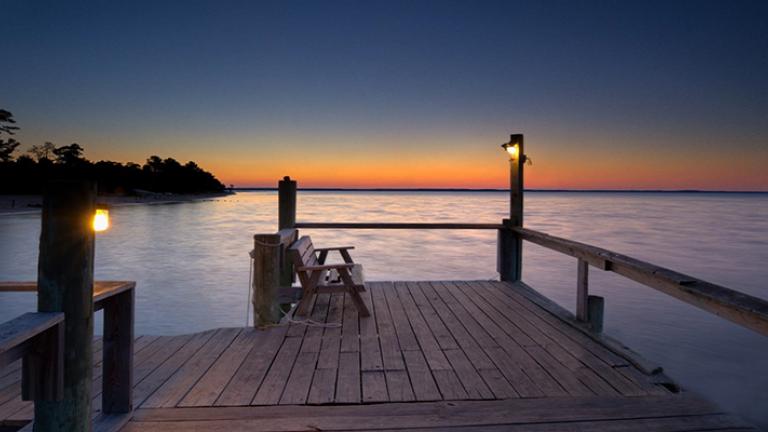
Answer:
[
  {"left": 293, "top": 220, "right": 768, "bottom": 337},
  {"left": 295, "top": 222, "right": 504, "bottom": 229},
  {"left": 513, "top": 227, "right": 768, "bottom": 337}
]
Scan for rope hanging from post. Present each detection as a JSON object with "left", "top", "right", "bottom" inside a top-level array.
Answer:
[
  {"left": 253, "top": 239, "right": 282, "bottom": 249},
  {"left": 245, "top": 253, "right": 253, "bottom": 326}
]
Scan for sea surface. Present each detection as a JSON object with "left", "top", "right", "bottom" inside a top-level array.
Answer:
[{"left": 1, "top": 191, "right": 767, "bottom": 427}]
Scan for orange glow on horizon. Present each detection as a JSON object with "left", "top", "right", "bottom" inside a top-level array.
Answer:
[
  {"left": 207, "top": 152, "right": 767, "bottom": 191},
  {"left": 77, "top": 132, "right": 767, "bottom": 192}
]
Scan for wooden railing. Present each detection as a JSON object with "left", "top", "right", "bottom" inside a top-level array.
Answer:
[
  {"left": 295, "top": 222, "right": 504, "bottom": 230},
  {"left": 281, "top": 175, "right": 767, "bottom": 337},
  {"left": 0, "top": 312, "right": 64, "bottom": 402},
  {"left": 0, "top": 281, "right": 135, "bottom": 415},
  {"left": 291, "top": 220, "right": 768, "bottom": 337},
  {"left": 513, "top": 227, "right": 768, "bottom": 337}
]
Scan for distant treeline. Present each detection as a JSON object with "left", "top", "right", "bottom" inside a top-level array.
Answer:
[{"left": 0, "top": 109, "right": 226, "bottom": 195}]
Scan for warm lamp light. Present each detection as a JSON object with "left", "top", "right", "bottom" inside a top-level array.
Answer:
[
  {"left": 502, "top": 143, "right": 519, "bottom": 158},
  {"left": 501, "top": 134, "right": 524, "bottom": 161},
  {"left": 93, "top": 208, "right": 110, "bottom": 232}
]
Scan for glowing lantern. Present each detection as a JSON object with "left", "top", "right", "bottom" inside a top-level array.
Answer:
[
  {"left": 501, "top": 134, "right": 524, "bottom": 161},
  {"left": 93, "top": 207, "right": 110, "bottom": 232},
  {"left": 502, "top": 142, "right": 519, "bottom": 159}
]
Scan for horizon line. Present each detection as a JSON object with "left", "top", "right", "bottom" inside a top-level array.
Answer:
[{"left": 232, "top": 187, "right": 768, "bottom": 194}]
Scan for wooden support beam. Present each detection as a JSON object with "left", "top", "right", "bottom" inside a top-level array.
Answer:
[
  {"left": 295, "top": 222, "right": 503, "bottom": 230},
  {"left": 252, "top": 233, "right": 282, "bottom": 327},
  {"left": 588, "top": 295, "right": 605, "bottom": 333},
  {"left": 576, "top": 258, "right": 589, "bottom": 322},
  {"left": 35, "top": 180, "right": 96, "bottom": 431},
  {"left": 22, "top": 318, "right": 64, "bottom": 402},
  {"left": 278, "top": 176, "right": 297, "bottom": 230},
  {"left": 101, "top": 288, "right": 134, "bottom": 414}
]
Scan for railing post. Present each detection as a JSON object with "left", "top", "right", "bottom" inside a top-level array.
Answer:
[
  {"left": 21, "top": 317, "right": 64, "bottom": 402},
  {"left": 102, "top": 288, "right": 134, "bottom": 414},
  {"left": 252, "top": 233, "right": 282, "bottom": 327},
  {"left": 36, "top": 180, "right": 95, "bottom": 431},
  {"left": 278, "top": 176, "right": 297, "bottom": 230},
  {"left": 588, "top": 295, "right": 605, "bottom": 333},
  {"left": 576, "top": 258, "right": 589, "bottom": 322},
  {"left": 498, "top": 134, "right": 524, "bottom": 282}
]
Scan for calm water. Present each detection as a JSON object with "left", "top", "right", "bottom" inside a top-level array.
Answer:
[{"left": 1, "top": 191, "right": 767, "bottom": 427}]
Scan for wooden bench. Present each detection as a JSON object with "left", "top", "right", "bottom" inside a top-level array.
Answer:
[{"left": 289, "top": 236, "right": 370, "bottom": 317}]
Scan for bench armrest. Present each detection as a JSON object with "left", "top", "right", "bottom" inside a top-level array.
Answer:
[
  {"left": 298, "top": 263, "right": 355, "bottom": 272},
  {"left": 314, "top": 246, "right": 355, "bottom": 252}
]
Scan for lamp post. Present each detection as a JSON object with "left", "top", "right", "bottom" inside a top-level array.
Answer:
[
  {"left": 501, "top": 134, "right": 524, "bottom": 226},
  {"left": 498, "top": 134, "right": 524, "bottom": 282}
]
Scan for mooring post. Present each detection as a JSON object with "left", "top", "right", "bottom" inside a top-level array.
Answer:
[
  {"left": 278, "top": 176, "right": 297, "bottom": 230},
  {"left": 35, "top": 180, "right": 95, "bottom": 432},
  {"left": 588, "top": 295, "right": 605, "bottom": 333},
  {"left": 498, "top": 134, "right": 524, "bottom": 282},
  {"left": 252, "top": 233, "right": 282, "bottom": 327}
]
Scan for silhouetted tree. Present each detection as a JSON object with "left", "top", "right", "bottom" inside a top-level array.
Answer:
[
  {"left": 0, "top": 109, "right": 19, "bottom": 135},
  {"left": 28, "top": 142, "right": 57, "bottom": 161},
  {"left": 53, "top": 143, "right": 85, "bottom": 165},
  {"left": 0, "top": 110, "right": 225, "bottom": 195},
  {"left": 0, "top": 109, "right": 21, "bottom": 163},
  {"left": 0, "top": 139, "right": 20, "bottom": 163}
]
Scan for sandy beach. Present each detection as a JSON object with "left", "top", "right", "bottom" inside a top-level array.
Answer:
[{"left": 0, "top": 191, "right": 234, "bottom": 215}]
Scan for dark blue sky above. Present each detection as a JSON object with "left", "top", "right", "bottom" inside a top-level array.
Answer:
[{"left": 3, "top": 0, "right": 767, "bottom": 188}]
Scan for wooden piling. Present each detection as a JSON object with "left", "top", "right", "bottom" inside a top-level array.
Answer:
[
  {"left": 278, "top": 176, "right": 297, "bottom": 230},
  {"left": 252, "top": 233, "right": 282, "bottom": 327},
  {"left": 588, "top": 295, "right": 605, "bottom": 333},
  {"left": 101, "top": 288, "right": 134, "bottom": 414},
  {"left": 35, "top": 180, "right": 96, "bottom": 432},
  {"left": 498, "top": 134, "right": 524, "bottom": 282}
]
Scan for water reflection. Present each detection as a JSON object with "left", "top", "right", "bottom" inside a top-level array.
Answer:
[{"left": 0, "top": 191, "right": 766, "bottom": 427}]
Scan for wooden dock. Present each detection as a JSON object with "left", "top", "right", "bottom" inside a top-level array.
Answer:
[{"left": 1, "top": 281, "right": 756, "bottom": 431}]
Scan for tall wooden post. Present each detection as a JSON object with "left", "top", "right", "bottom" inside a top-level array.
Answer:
[
  {"left": 101, "top": 288, "right": 134, "bottom": 414},
  {"left": 35, "top": 180, "right": 95, "bottom": 432},
  {"left": 498, "top": 134, "right": 524, "bottom": 282},
  {"left": 252, "top": 233, "right": 282, "bottom": 327},
  {"left": 278, "top": 176, "right": 297, "bottom": 230}
]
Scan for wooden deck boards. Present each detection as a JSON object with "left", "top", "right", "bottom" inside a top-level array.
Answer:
[{"left": 0, "top": 281, "right": 755, "bottom": 431}]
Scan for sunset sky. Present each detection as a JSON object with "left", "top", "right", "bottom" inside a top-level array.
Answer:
[{"left": 3, "top": 1, "right": 767, "bottom": 190}]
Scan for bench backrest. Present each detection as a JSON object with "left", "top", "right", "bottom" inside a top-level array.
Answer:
[{"left": 289, "top": 236, "right": 318, "bottom": 273}]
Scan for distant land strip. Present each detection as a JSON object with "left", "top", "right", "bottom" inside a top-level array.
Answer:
[{"left": 233, "top": 188, "right": 768, "bottom": 194}]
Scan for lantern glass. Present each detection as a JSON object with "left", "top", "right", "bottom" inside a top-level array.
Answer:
[
  {"left": 506, "top": 144, "right": 519, "bottom": 158},
  {"left": 93, "top": 208, "right": 110, "bottom": 232}
]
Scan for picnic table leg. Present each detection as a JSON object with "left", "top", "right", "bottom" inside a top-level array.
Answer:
[
  {"left": 295, "top": 271, "right": 322, "bottom": 317},
  {"left": 338, "top": 268, "right": 370, "bottom": 317}
]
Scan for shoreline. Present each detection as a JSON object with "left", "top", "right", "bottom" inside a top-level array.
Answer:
[{"left": 0, "top": 191, "right": 234, "bottom": 216}]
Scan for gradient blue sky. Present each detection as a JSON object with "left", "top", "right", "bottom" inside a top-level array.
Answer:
[{"left": 3, "top": 0, "right": 767, "bottom": 189}]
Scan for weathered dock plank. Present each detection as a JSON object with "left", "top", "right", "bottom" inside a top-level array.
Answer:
[
  {"left": 123, "top": 394, "right": 752, "bottom": 431},
  {"left": 0, "top": 281, "right": 756, "bottom": 431}
]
